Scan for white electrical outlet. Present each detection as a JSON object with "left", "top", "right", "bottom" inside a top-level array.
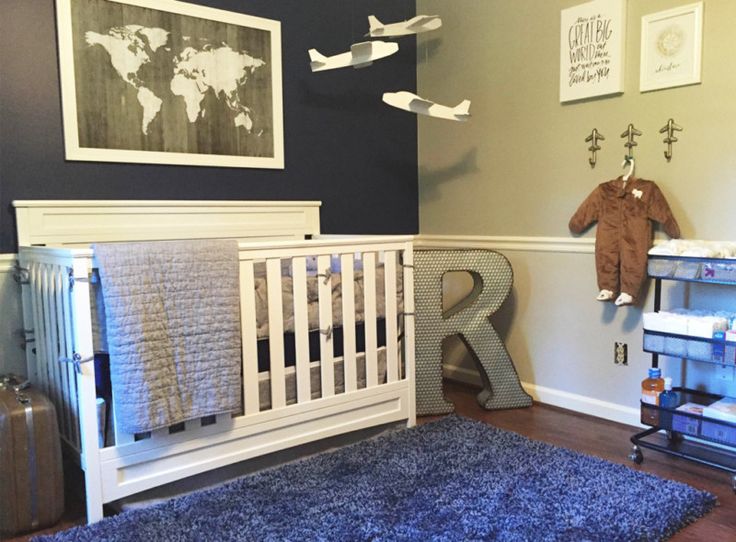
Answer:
[
  {"left": 716, "top": 364, "right": 735, "bottom": 382},
  {"left": 614, "top": 342, "right": 628, "bottom": 365}
]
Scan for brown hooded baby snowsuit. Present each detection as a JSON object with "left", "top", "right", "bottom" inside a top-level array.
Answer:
[{"left": 569, "top": 177, "right": 680, "bottom": 303}]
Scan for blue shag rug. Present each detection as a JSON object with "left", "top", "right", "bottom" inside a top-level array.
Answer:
[{"left": 36, "top": 416, "right": 716, "bottom": 542}]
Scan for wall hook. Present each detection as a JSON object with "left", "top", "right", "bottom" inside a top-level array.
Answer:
[
  {"left": 585, "top": 128, "right": 605, "bottom": 168},
  {"left": 659, "top": 118, "right": 683, "bottom": 162},
  {"left": 620, "top": 123, "right": 642, "bottom": 160}
]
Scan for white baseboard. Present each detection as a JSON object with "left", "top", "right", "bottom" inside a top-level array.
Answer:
[
  {"left": 443, "top": 365, "right": 642, "bottom": 428},
  {"left": 521, "top": 381, "right": 642, "bottom": 428}
]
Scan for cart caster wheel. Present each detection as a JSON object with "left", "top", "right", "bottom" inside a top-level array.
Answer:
[
  {"left": 628, "top": 446, "right": 643, "bottom": 465},
  {"left": 732, "top": 474, "right": 736, "bottom": 494}
]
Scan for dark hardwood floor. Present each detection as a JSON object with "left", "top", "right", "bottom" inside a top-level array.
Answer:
[{"left": 7, "top": 381, "right": 735, "bottom": 541}]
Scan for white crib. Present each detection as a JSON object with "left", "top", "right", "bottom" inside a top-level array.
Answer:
[{"left": 14, "top": 200, "right": 415, "bottom": 524}]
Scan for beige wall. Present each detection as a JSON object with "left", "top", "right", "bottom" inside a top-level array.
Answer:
[
  {"left": 419, "top": 0, "right": 736, "bottom": 238},
  {"left": 418, "top": 0, "right": 736, "bottom": 418}
]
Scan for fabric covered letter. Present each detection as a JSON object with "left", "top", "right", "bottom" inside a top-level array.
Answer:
[{"left": 414, "top": 249, "right": 532, "bottom": 415}]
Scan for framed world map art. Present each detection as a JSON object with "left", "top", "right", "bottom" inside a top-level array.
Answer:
[{"left": 56, "top": 0, "right": 284, "bottom": 168}]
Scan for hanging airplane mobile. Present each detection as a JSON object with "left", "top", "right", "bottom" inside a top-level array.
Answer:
[
  {"left": 382, "top": 91, "right": 471, "bottom": 121},
  {"left": 309, "top": 41, "right": 399, "bottom": 72},
  {"left": 366, "top": 15, "right": 442, "bottom": 37}
]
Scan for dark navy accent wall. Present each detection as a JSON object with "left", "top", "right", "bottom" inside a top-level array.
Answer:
[{"left": 0, "top": 0, "right": 418, "bottom": 252}]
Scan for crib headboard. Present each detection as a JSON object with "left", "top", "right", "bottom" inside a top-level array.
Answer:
[{"left": 13, "top": 200, "right": 322, "bottom": 247}]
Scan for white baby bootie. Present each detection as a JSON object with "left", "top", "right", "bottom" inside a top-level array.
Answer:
[
  {"left": 615, "top": 292, "right": 633, "bottom": 306},
  {"left": 596, "top": 289, "right": 614, "bottom": 301}
]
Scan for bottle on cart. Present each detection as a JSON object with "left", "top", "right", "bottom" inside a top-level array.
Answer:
[
  {"left": 659, "top": 377, "right": 679, "bottom": 409},
  {"left": 641, "top": 367, "right": 664, "bottom": 425}
]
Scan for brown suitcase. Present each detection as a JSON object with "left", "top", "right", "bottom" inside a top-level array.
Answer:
[{"left": 0, "top": 376, "right": 64, "bottom": 536}]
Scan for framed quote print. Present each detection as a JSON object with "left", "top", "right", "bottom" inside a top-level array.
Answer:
[{"left": 560, "top": 0, "right": 627, "bottom": 102}]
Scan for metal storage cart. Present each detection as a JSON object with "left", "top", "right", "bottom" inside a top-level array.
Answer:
[{"left": 630, "top": 254, "right": 736, "bottom": 492}]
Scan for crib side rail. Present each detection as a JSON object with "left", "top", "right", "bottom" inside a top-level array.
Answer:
[
  {"left": 21, "top": 237, "right": 415, "bottom": 513},
  {"left": 104, "top": 237, "right": 413, "bottom": 444},
  {"left": 18, "top": 248, "right": 105, "bottom": 521},
  {"left": 237, "top": 238, "right": 413, "bottom": 417},
  {"left": 18, "top": 249, "right": 84, "bottom": 451}
]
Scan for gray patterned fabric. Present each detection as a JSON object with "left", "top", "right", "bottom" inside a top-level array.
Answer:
[
  {"left": 90, "top": 265, "right": 403, "bottom": 352},
  {"left": 257, "top": 350, "right": 387, "bottom": 410},
  {"left": 414, "top": 249, "right": 532, "bottom": 415},
  {"left": 94, "top": 240, "right": 242, "bottom": 434},
  {"left": 253, "top": 265, "right": 402, "bottom": 337}
]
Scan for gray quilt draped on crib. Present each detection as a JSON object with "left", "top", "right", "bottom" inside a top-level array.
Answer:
[{"left": 94, "top": 239, "right": 242, "bottom": 434}]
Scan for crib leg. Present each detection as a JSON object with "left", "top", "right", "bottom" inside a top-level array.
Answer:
[
  {"left": 83, "top": 449, "right": 105, "bottom": 524},
  {"left": 81, "top": 438, "right": 105, "bottom": 524},
  {"left": 85, "top": 492, "right": 104, "bottom": 524}
]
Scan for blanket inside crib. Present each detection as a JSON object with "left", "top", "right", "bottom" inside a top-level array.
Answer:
[{"left": 94, "top": 240, "right": 242, "bottom": 434}]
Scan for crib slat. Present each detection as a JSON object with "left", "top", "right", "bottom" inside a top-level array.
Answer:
[
  {"left": 266, "top": 258, "right": 287, "bottom": 409},
  {"left": 41, "top": 266, "right": 55, "bottom": 399},
  {"left": 384, "top": 251, "right": 399, "bottom": 383},
  {"left": 340, "top": 253, "right": 357, "bottom": 392},
  {"left": 402, "top": 243, "right": 416, "bottom": 425},
  {"left": 42, "top": 267, "right": 59, "bottom": 415},
  {"left": 27, "top": 264, "right": 39, "bottom": 383},
  {"left": 52, "top": 270, "right": 72, "bottom": 441},
  {"left": 112, "top": 408, "right": 135, "bottom": 446},
  {"left": 57, "top": 269, "right": 76, "bottom": 444},
  {"left": 317, "top": 255, "right": 334, "bottom": 397},
  {"left": 50, "top": 269, "right": 70, "bottom": 439},
  {"left": 34, "top": 264, "right": 48, "bottom": 390},
  {"left": 32, "top": 263, "right": 47, "bottom": 392},
  {"left": 150, "top": 427, "right": 168, "bottom": 444},
  {"left": 240, "top": 260, "right": 260, "bottom": 415},
  {"left": 292, "top": 257, "right": 311, "bottom": 403},
  {"left": 61, "top": 266, "right": 81, "bottom": 449},
  {"left": 363, "top": 252, "right": 378, "bottom": 388},
  {"left": 29, "top": 264, "right": 47, "bottom": 394}
]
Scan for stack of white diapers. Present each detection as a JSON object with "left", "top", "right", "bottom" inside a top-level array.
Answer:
[
  {"left": 643, "top": 309, "right": 736, "bottom": 360},
  {"left": 649, "top": 240, "right": 736, "bottom": 258}
]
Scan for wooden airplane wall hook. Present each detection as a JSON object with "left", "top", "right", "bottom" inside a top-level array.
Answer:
[
  {"left": 620, "top": 123, "right": 643, "bottom": 160},
  {"left": 585, "top": 128, "right": 604, "bottom": 168},
  {"left": 659, "top": 118, "right": 683, "bottom": 162}
]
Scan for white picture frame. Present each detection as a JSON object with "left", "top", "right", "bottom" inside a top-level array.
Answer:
[
  {"left": 639, "top": 2, "right": 703, "bottom": 93},
  {"left": 56, "top": 0, "right": 284, "bottom": 169},
  {"left": 560, "top": 0, "right": 627, "bottom": 103}
]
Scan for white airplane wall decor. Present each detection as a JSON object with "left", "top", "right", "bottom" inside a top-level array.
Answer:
[
  {"left": 382, "top": 91, "right": 471, "bottom": 121},
  {"left": 366, "top": 15, "right": 442, "bottom": 37},
  {"left": 309, "top": 41, "right": 399, "bottom": 72}
]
